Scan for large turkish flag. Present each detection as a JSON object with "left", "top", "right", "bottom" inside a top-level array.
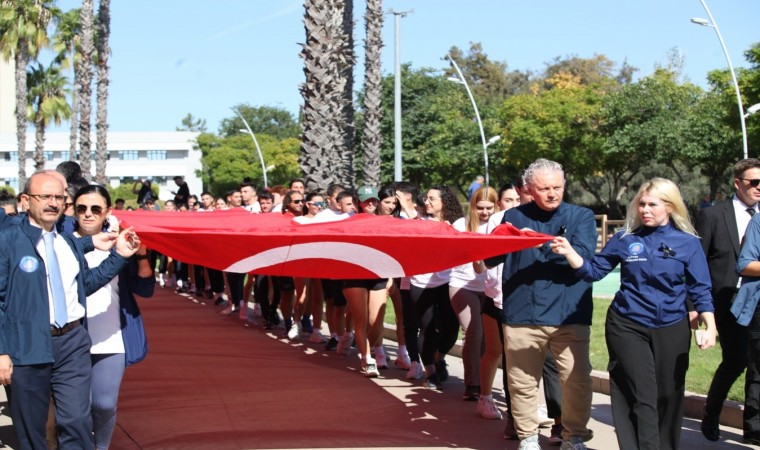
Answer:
[{"left": 114, "top": 209, "right": 552, "bottom": 279}]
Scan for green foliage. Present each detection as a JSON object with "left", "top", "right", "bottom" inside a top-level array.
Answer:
[
  {"left": 176, "top": 113, "right": 207, "bottom": 133},
  {"left": 219, "top": 104, "right": 299, "bottom": 140}
]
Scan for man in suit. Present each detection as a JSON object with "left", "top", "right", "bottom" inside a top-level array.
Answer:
[
  {"left": 0, "top": 172, "right": 139, "bottom": 449},
  {"left": 697, "top": 158, "right": 760, "bottom": 442}
]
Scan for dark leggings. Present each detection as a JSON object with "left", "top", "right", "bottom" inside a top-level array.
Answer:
[
  {"left": 401, "top": 288, "right": 420, "bottom": 362},
  {"left": 409, "top": 283, "right": 458, "bottom": 366}
]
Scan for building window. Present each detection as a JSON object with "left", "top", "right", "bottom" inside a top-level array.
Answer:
[
  {"left": 61, "top": 151, "right": 69, "bottom": 161},
  {"left": 6, "top": 178, "right": 19, "bottom": 192},
  {"left": 5, "top": 152, "right": 18, "bottom": 162},
  {"left": 147, "top": 150, "right": 167, "bottom": 160},
  {"left": 43, "top": 151, "right": 54, "bottom": 161},
  {"left": 118, "top": 150, "right": 139, "bottom": 160}
]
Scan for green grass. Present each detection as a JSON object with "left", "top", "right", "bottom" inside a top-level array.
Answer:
[{"left": 384, "top": 297, "right": 744, "bottom": 401}]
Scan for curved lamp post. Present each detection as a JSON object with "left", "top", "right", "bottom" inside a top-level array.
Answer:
[
  {"left": 235, "top": 111, "right": 268, "bottom": 188},
  {"left": 746, "top": 103, "right": 760, "bottom": 119},
  {"left": 446, "top": 54, "right": 500, "bottom": 191},
  {"left": 691, "top": 0, "right": 748, "bottom": 158}
]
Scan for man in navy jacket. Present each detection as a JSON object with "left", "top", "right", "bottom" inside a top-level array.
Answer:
[{"left": 0, "top": 172, "right": 139, "bottom": 450}]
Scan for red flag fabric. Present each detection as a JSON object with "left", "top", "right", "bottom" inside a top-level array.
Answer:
[{"left": 113, "top": 209, "right": 552, "bottom": 279}]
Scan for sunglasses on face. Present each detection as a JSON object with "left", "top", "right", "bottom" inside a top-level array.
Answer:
[
  {"left": 739, "top": 178, "right": 760, "bottom": 188},
  {"left": 291, "top": 199, "right": 304, "bottom": 204},
  {"left": 308, "top": 201, "right": 326, "bottom": 208},
  {"left": 75, "top": 204, "right": 105, "bottom": 215}
]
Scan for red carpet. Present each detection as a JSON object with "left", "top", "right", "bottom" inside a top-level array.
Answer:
[{"left": 109, "top": 288, "right": 501, "bottom": 449}]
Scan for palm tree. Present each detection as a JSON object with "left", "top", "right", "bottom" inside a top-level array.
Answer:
[
  {"left": 0, "top": 0, "right": 60, "bottom": 188},
  {"left": 53, "top": 8, "right": 82, "bottom": 160},
  {"left": 361, "top": 0, "right": 383, "bottom": 186},
  {"left": 77, "top": 0, "right": 94, "bottom": 175},
  {"left": 95, "top": 0, "right": 111, "bottom": 184},
  {"left": 27, "top": 62, "right": 71, "bottom": 171},
  {"left": 338, "top": 0, "right": 356, "bottom": 188}
]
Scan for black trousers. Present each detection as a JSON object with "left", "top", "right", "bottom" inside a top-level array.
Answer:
[
  {"left": 745, "top": 306, "right": 760, "bottom": 434},
  {"left": 401, "top": 288, "right": 420, "bottom": 363},
  {"left": 226, "top": 272, "right": 245, "bottom": 304},
  {"left": 606, "top": 308, "right": 690, "bottom": 450},
  {"left": 409, "top": 284, "right": 458, "bottom": 367},
  {"left": 207, "top": 268, "right": 225, "bottom": 294},
  {"left": 193, "top": 265, "right": 206, "bottom": 292},
  {"left": 705, "top": 292, "right": 747, "bottom": 419}
]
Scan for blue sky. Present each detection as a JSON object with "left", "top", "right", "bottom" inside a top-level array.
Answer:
[{"left": 54, "top": 0, "right": 760, "bottom": 134}]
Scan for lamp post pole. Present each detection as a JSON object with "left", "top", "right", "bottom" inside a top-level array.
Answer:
[
  {"left": 235, "top": 110, "right": 268, "bottom": 188},
  {"left": 388, "top": 9, "right": 412, "bottom": 182},
  {"left": 691, "top": 0, "right": 748, "bottom": 158},
  {"left": 447, "top": 54, "right": 497, "bottom": 191}
]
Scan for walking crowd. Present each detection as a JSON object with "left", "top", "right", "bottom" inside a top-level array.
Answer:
[{"left": 3, "top": 156, "right": 760, "bottom": 449}]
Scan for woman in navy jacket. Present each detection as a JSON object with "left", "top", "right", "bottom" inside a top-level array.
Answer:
[
  {"left": 551, "top": 178, "right": 717, "bottom": 450},
  {"left": 73, "top": 185, "right": 155, "bottom": 450}
]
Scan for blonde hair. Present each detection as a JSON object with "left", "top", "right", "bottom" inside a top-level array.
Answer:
[
  {"left": 624, "top": 177, "right": 697, "bottom": 237},
  {"left": 467, "top": 186, "right": 499, "bottom": 232}
]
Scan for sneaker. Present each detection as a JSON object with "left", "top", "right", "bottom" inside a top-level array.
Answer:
[
  {"left": 423, "top": 373, "right": 442, "bottom": 390},
  {"left": 287, "top": 323, "right": 301, "bottom": 340},
  {"left": 214, "top": 296, "right": 226, "bottom": 306},
  {"left": 394, "top": 354, "right": 412, "bottom": 370},
  {"left": 700, "top": 412, "right": 720, "bottom": 442},
  {"left": 376, "top": 353, "right": 388, "bottom": 370},
  {"left": 518, "top": 434, "right": 542, "bottom": 450},
  {"left": 559, "top": 437, "right": 586, "bottom": 450},
  {"left": 435, "top": 358, "right": 449, "bottom": 382},
  {"left": 324, "top": 337, "right": 339, "bottom": 351},
  {"left": 463, "top": 385, "right": 480, "bottom": 401},
  {"left": 363, "top": 361, "right": 380, "bottom": 378},
  {"left": 309, "top": 331, "right": 327, "bottom": 344},
  {"left": 300, "top": 317, "right": 314, "bottom": 334},
  {"left": 503, "top": 415, "right": 518, "bottom": 440},
  {"left": 405, "top": 361, "right": 424, "bottom": 380},
  {"left": 477, "top": 396, "right": 502, "bottom": 420},
  {"left": 337, "top": 332, "right": 353, "bottom": 355},
  {"left": 548, "top": 424, "right": 563, "bottom": 444}
]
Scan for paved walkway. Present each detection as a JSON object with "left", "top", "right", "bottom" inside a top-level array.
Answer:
[{"left": 0, "top": 284, "right": 753, "bottom": 449}]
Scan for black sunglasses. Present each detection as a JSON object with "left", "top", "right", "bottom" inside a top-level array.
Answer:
[
  {"left": 739, "top": 178, "right": 760, "bottom": 188},
  {"left": 291, "top": 199, "right": 304, "bottom": 204},
  {"left": 75, "top": 204, "right": 105, "bottom": 215}
]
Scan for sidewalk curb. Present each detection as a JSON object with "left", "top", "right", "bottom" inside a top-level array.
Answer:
[{"left": 382, "top": 323, "right": 744, "bottom": 429}]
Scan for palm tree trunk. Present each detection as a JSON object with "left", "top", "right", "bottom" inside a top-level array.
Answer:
[
  {"left": 69, "top": 58, "right": 80, "bottom": 160},
  {"left": 338, "top": 0, "right": 356, "bottom": 188},
  {"left": 78, "top": 0, "right": 95, "bottom": 176},
  {"left": 95, "top": 0, "right": 111, "bottom": 184},
  {"left": 34, "top": 115, "right": 45, "bottom": 171},
  {"left": 15, "top": 45, "right": 28, "bottom": 188},
  {"left": 361, "top": 0, "right": 383, "bottom": 186}
]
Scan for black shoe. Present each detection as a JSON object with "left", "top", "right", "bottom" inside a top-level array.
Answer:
[
  {"left": 214, "top": 297, "right": 225, "bottom": 305},
  {"left": 701, "top": 414, "right": 720, "bottom": 442},
  {"left": 744, "top": 432, "right": 760, "bottom": 445},
  {"left": 423, "top": 373, "right": 442, "bottom": 390},
  {"left": 324, "top": 337, "right": 338, "bottom": 351},
  {"left": 435, "top": 359, "right": 449, "bottom": 382},
  {"left": 462, "top": 385, "right": 480, "bottom": 401}
]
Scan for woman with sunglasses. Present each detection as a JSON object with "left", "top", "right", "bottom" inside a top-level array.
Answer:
[{"left": 73, "top": 185, "right": 155, "bottom": 450}]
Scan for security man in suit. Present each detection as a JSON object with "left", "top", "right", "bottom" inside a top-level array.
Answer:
[
  {"left": 696, "top": 158, "right": 760, "bottom": 441},
  {"left": 0, "top": 172, "right": 140, "bottom": 449}
]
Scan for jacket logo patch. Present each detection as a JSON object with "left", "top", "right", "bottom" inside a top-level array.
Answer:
[
  {"left": 19, "top": 256, "right": 40, "bottom": 273},
  {"left": 628, "top": 242, "right": 645, "bottom": 255}
]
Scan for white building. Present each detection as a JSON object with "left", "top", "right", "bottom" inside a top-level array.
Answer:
[
  {"left": 0, "top": 131, "right": 202, "bottom": 201},
  {"left": 0, "top": 58, "right": 15, "bottom": 134}
]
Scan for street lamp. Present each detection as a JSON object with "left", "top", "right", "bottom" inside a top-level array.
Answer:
[
  {"left": 446, "top": 54, "right": 496, "bottom": 190},
  {"left": 235, "top": 110, "right": 268, "bottom": 188},
  {"left": 691, "top": 0, "right": 748, "bottom": 158},
  {"left": 746, "top": 103, "right": 760, "bottom": 119}
]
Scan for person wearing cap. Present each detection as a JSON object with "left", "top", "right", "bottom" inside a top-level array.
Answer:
[{"left": 358, "top": 186, "right": 379, "bottom": 214}]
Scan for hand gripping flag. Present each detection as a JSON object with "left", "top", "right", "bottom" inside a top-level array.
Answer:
[{"left": 114, "top": 209, "right": 552, "bottom": 279}]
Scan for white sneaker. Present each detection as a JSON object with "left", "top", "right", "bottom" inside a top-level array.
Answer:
[
  {"left": 363, "top": 359, "right": 380, "bottom": 378},
  {"left": 309, "top": 331, "right": 327, "bottom": 344},
  {"left": 518, "top": 435, "right": 542, "bottom": 450},
  {"left": 287, "top": 323, "right": 301, "bottom": 340},
  {"left": 477, "top": 396, "right": 503, "bottom": 420},
  {"left": 405, "top": 361, "right": 424, "bottom": 380},
  {"left": 337, "top": 332, "right": 353, "bottom": 355},
  {"left": 394, "top": 354, "right": 412, "bottom": 370},
  {"left": 252, "top": 303, "right": 262, "bottom": 318}
]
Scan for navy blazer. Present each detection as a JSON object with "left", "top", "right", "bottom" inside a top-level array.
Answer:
[{"left": 0, "top": 217, "right": 127, "bottom": 365}]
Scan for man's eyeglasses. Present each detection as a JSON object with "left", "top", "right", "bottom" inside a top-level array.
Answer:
[
  {"left": 27, "top": 194, "right": 66, "bottom": 203},
  {"left": 739, "top": 178, "right": 760, "bottom": 188},
  {"left": 75, "top": 204, "right": 105, "bottom": 215},
  {"left": 291, "top": 199, "right": 304, "bottom": 204},
  {"left": 308, "top": 201, "right": 326, "bottom": 208}
]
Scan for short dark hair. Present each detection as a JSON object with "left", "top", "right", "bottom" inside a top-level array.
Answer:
[
  {"left": 115, "top": 198, "right": 125, "bottom": 204},
  {"left": 239, "top": 181, "right": 257, "bottom": 192},
  {"left": 73, "top": 184, "right": 112, "bottom": 207},
  {"left": 258, "top": 192, "right": 274, "bottom": 202},
  {"left": 173, "top": 176, "right": 184, "bottom": 182},
  {"left": 289, "top": 178, "right": 305, "bottom": 187},
  {"left": 326, "top": 183, "right": 346, "bottom": 198},
  {"left": 56, "top": 161, "right": 82, "bottom": 182},
  {"left": 335, "top": 190, "right": 355, "bottom": 204},
  {"left": 733, "top": 158, "right": 760, "bottom": 179}
]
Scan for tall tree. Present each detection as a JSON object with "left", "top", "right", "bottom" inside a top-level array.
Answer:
[
  {"left": 219, "top": 104, "right": 298, "bottom": 139},
  {"left": 337, "top": 0, "right": 355, "bottom": 188},
  {"left": 77, "top": 0, "right": 94, "bottom": 176},
  {"left": 94, "top": 0, "right": 110, "bottom": 184},
  {"left": 177, "top": 113, "right": 207, "bottom": 132},
  {"left": 0, "top": 0, "right": 59, "bottom": 187},
  {"left": 27, "top": 62, "right": 71, "bottom": 171},
  {"left": 299, "top": 0, "right": 344, "bottom": 191},
  {"left": 53, "top": 7, "right": 81, "bottom": 159},
  {"left": 359, "top": 0, "right": 383, "bottom": 186},
  {"left": 445, "top": 42, "right": 532, "bottom": 100}
]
